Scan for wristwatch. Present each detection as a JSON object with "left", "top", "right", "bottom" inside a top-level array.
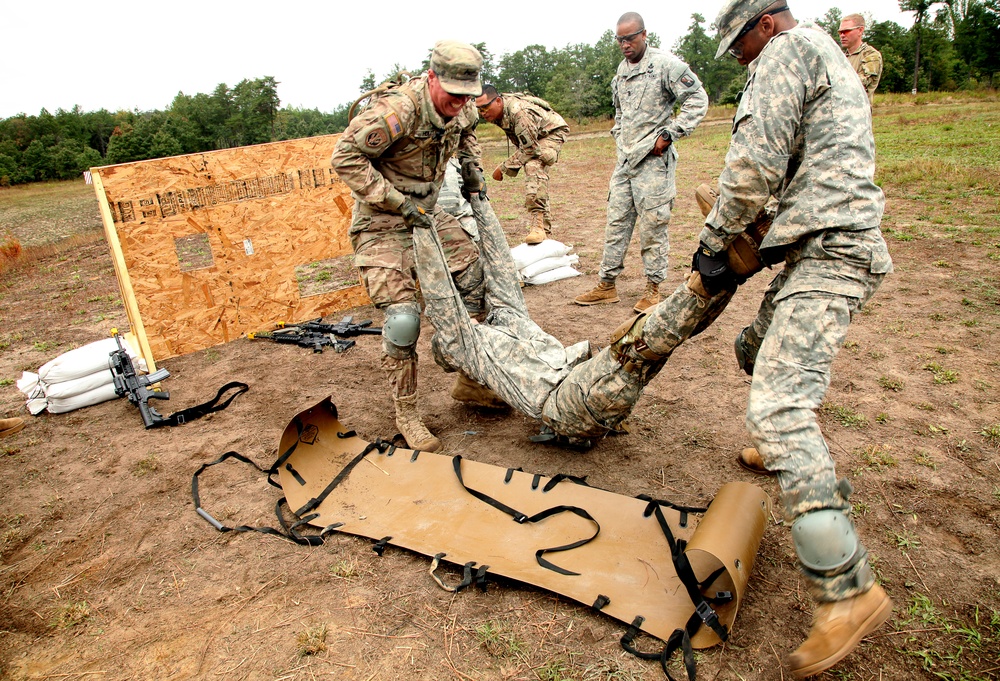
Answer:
[{"left": 659, "top": 130, "right": 672, "bottom": 144}]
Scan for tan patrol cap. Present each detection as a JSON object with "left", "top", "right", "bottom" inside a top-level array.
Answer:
[
  {"left": 714, "top": 0, "right": 785, "bottom": 58},
  {"left": 430, "top": 40, "right": 483, "bottom": 96}
]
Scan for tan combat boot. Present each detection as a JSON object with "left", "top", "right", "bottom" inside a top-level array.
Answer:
[
  {"left": 574, "top": 281, "right": 620, "bottom": 306},
  {"left": 787, "top": 584, "right": 892, "bottom": 679},
  {"left": 525, "top": 214, "right": 547, "bottom": 245},
  {"left": 633, "top": 281, "right": 660, "bottom": 313},
  {"left": 737, "top": 447, "right": 775, "bottom": 475},
  {"left": 393, "top": 394, "right": 442, "bottom": 452},
  {"left": 451, "top": 373, "right": 507, "bottom": 409},
  {"left": 695, "top": 184, "right": 719, "bottom": 218},
  {"left": 0, "top": 417, "right": 25, "bottom": 437}
]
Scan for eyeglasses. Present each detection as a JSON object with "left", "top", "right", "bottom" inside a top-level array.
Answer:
[
  {"left": 476, "top": 97, "right": 497, "bottom": 113},
  {"left": 728, "top": 5, "right": 789, "bottom": 57},
  {"left": 615, "top": 29, "right": 645, "bottom": 44},
  {"left": 838, "top": 26, "right": 861, "bottom": 34}
]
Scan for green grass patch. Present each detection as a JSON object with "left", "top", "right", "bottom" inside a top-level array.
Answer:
[
  {"left": 924, "top": 361, "right": 959, "bottom": 384},
  {"left": 822, "top": 403, "right": 869, "bottom": 428}
]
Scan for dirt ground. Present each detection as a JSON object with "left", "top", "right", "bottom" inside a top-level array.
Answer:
[{"left": 1, "top": 108, "right": 998, "bottom": 681}]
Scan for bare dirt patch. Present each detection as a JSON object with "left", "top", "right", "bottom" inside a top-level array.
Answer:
[{"left": 1, "top": 108, "right": 998, "bottom": 680}]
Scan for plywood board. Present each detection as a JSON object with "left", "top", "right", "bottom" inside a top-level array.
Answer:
[{"left": 92, "top": 134, "right": 369, "bottom": 365}]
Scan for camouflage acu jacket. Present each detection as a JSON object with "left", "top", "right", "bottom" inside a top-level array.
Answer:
[
  {"left": 497, "top": 94, "right": 569, "bottom": 167},
  {"left": 330, "top": 75, "right": 481, "bottom": 213},
  {"left": 610, "top": 47, "right": 708, "bottom": 169},
  {"left": 846, "top": 42, "right": 883, "bottom": 106},
  {"left": 700, "top": 26, "right": 885, "bottom": 255}
]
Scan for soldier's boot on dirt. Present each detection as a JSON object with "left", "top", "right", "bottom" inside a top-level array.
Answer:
[
  {"left": 525, "top": 214, "right": 547, "bottom": 245},
  {"left": 0, "top": 417, "right": 25, "bottom": 437},
  {"left": 633, "top": 280, "right": 660, "bottom": 313},
  {"left": 787, "top": 584, "right": 892, "bottom": 679},
  {"left": 737, "top": 447, "right": 775, "bottom": 475},
  {"left": 451, "top": 372, "right": 507, "bottom": 409},
  {"left": 695, "top": 184, "right": 719, "bottom": 217},
  {"left": 394, "top": 394, "right": 442, "bottom": 452},
  {"left": 573, "top": 280, "right": 620, "bottom": 306}
]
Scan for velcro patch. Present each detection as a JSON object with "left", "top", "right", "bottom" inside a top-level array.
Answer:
[
  {"left": 680, "top": 74, "right": 695, "bottom": 88},
  {"left": 384, "top": 112, "right": 403, "bottom": 140},
  {"left": 366, "top": 129, "right": 387, "bottom": 148}
]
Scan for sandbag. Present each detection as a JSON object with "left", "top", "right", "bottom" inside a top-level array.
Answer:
[
  {"left": 40, "top": 369, "right": 114, "bottom": 400},
  {"left": 273, "top": 398, "right": 771, "bottom": 648},
  {"left": 38, "top": 337, "right": 143, "bottom": 384},
  {"left": 520, "top": 254, "right": 580, "bottom": 280},
  {"left": 510, "top": 239, "right": 573, "bottom": 271},
  {"left": 523, "top": 265, "right": 582, "bottom": 286},
  {"left": 45, "top": 381, "right": 119, "bottom": 414}
]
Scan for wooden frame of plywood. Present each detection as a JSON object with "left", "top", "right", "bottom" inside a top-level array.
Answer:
[{"left": 91, "top": 134, "right": 369, "bottom": 370}]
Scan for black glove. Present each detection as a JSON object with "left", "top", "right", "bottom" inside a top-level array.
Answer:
[
  {"left": 460, "top": 159, "right": 484, "bottom": 193},
  {"left": 692, "top": 243, "right": 735, "bottom": 295},
  {"left": 400, "top": 199, "right": 434, "bottom": 230}
]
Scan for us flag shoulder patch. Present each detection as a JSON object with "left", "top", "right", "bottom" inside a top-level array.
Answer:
[
  {"left": 384, "top": 112, "right": 403, "bottom": 140},
  {"left": 680, "top": 74, "right": 696, "bottom": 88}
]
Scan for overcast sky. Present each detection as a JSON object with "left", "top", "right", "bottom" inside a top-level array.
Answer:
[{"left": 4, "top": 0, "right": 915, "bottom": 120}]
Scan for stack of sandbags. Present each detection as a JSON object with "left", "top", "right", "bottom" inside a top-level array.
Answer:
[
  {"left": 16, "top": 337, "right": 145, "bottom": 414},
  {"left": 510, "top": 239, "right": 582, "bottom": 286}
]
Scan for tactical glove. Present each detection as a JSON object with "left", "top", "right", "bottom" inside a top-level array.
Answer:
[
  {"left": 692, "top": 243, "right": 737, "bottom": 295},
  {"left": 492, "top": 166, "right": 505, "bottom": 182},
  {"left": 400, "top": 199, "right": 434, "bottom": 230},
  {"left": 460, "top": 159, "right": 484, "bottom": 193}
]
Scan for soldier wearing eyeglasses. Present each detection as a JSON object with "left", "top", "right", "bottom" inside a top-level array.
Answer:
[
  {"left": 574, "top": 11, "right": 708, "bottom": 314},
  {"left": 691, "top": 0, "right": 894, "bottom": 676},
  {"left": 839, "top": 13, "right": 882, "bottom": 106},
  {"left": 474, "top": 86, "right": 570, "bottom": 245}
]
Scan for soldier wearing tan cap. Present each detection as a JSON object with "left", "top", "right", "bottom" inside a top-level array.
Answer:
[{"left": 332, "top": 40, "right": 497, "bottom": 452}]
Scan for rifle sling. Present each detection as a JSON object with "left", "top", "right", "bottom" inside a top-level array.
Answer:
[{"left": 153, "top": 381, "right": 250, "bottom": 428}]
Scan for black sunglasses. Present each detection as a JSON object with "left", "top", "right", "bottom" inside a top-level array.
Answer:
[{"left": 615, "top": 29, "right": 645, "bottom": 44}]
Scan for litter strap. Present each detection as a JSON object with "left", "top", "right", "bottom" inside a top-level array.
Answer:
[{"left": 450, "top": 455, "right": 600, "bottom": 576}]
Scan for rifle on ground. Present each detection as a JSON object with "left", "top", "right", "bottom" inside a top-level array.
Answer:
[
  {"left": 109, "top": 329, "right": 249, "bottom": 429},
  {"left": 248, "top": 328, "right": 355, "bottom": 354},
  {"left": 280, "top": 315, "right": 382, "bottom": 338},
  {"left": 249, "top": 315, "right": 382, "bottom": 353},
  {"left": 109, "top": 329, "right": 170, "bottom": 428}
]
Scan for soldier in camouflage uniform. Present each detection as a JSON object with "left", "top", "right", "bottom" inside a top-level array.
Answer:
[
  {"left": 575, "top": 11, "right": 708, "bottom": 313},
  {"left": 474, "top": 85, "right": 570, "bottom": 245},
  {"left": 839, "top": 13, "right": 882, "bottom": 107},
  {"left": 411, "top": 166, "right": 734, "bottom": 440},
  {"left": 330, "top": 40, "right": 488, "bottom": 453},
  {"left": 690, "top": 1, "right": 894, "bottom": 676}
]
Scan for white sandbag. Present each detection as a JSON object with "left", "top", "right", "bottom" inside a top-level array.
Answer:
[
  {"left": 42, "top": 369, "right": 115, "bottom": 400},
  {"left": 38, "top": 337, "right": 143, "bottom": 384},
  {"left": 45, "top": 382, "right": 120, "bottom": 414},
  {"left": 520, "top": 254, "right": 580, "bottom": 280},
  {"left": 510, "top": 240, "right": 573, "bottom": 271},
  {"left": 17, "top": 372, "right": 47, "bottom": 415},
  {"left": 523, "top": 265, "right": 583, "bottom": 286}
]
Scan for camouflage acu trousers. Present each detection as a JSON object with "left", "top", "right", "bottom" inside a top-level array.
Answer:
[
  {"left": 599, "top": 154, "right": 674, "bottom": 284},
  {"left": 523, "top": 158, "right": 552, "bottom": 228},
  {"left": 745, "top": 229, "right": 890, "bottom": 601},
  {"left": 351, "top": 205, "right": 484, "bottom": 398},
  {"left": 413, "top": 195, "right": 590, "bottom": 421}
]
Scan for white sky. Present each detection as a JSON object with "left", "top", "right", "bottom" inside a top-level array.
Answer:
[{"left": 3, "top": 0, "right": 915, "bottom": 119}]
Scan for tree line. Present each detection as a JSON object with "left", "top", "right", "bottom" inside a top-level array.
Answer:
[{"left": 1, "top": 1, "right": 997, "bottom": 186}]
